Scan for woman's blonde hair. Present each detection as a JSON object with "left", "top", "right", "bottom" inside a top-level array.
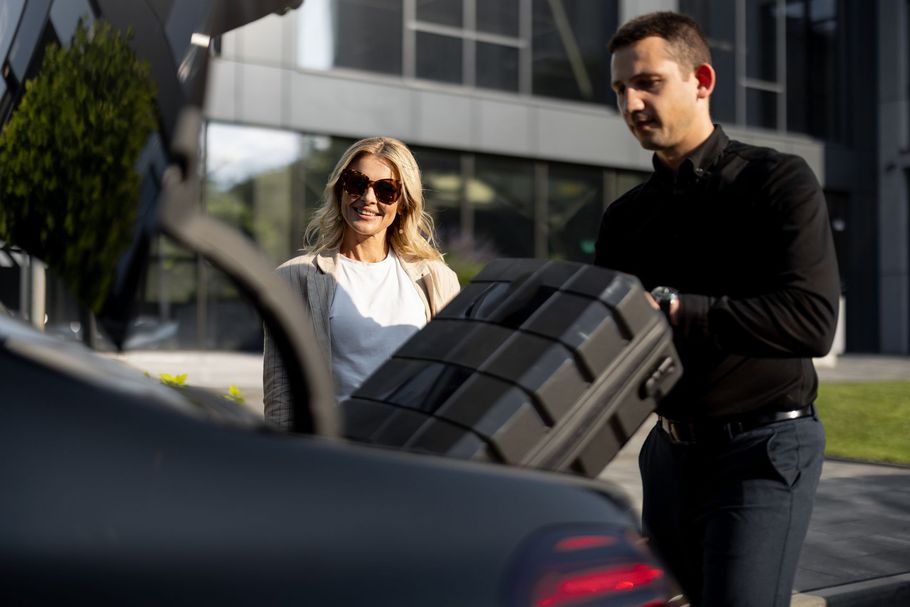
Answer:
[{"left": 303, "top": 137, "right": 442, "bottom": 261}]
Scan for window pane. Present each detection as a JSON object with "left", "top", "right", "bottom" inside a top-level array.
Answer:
[
  {"left": 43, "top": 270, "right": 109, "bottom": 348},
  {"left": 411, "top": 146, "right": 463, "bottom": 248},
  {"left": 746, "top": 88, "right": 778, "bottom": 129},
  {"left": 679, "top": 0, "right": 735, "bottom": 123},
  {"left": 416, "top": 0, "right": 462, "bottom": 27},
  {"left": 532, "top": 0, "right": 618, "bottom": 104},
  {"left": 476, "top": 42, "right": 519, "bottom": 92},
  {"left": 472, "top": 155, "right": 534, "bottom": 258},
  {"left": 746, "top": 0, "right": 779, "bottom": 82},
  {"left": 142, "top": 236, "right": 200, "bottom": 349},
  {"left": 206, "top": 124, "right": 304, "bottom": 266},
  {"left": 203, "top": 261, "right": 263, "bottom": 351},
  {"left": 0, "top": 0, "right": 26, "bottom": 60},
  {"left": 417, "top": 31, "right": 462, "bottom": 84},
  {"left": 547, "top": 164, "right": 604, "bottom": 262},
  {"left": 711, "top": 48, "right": 736, "bottom": 124},
  {"left": 785, "top": 0, "right": 846, "bottom": 140},
  {"left": 679, "top": 0, "right": 735, "bottom": 46},
  {"left": 477, "top": 0, "right": 520, "bottom": 37},
  {"left": 332, "top": 0, "right": 403, "bottom": 75}
]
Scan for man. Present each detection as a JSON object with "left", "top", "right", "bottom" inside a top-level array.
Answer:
[{"left": 595, "top": 11, "right": 840, "bottom": 607}]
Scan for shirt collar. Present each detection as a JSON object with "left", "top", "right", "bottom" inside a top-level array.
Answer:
[{"left": 652, "top": 124, "right": 729, "bottom": 185}]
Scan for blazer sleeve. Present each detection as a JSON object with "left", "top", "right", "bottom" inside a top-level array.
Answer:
[
  {"left": 262, "top": 263, "right": 303, "bottom": 429},
  {"left": 431, "top": 261, "right": 461, "bottom": 315}
]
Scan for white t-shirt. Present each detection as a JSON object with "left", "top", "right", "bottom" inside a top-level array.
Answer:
[{"left": 330, "top": 250, "right": 427, "bottom": 402}]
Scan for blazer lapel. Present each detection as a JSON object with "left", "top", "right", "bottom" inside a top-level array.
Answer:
[
  {"left": 400, "top": 257, "right": 433, "bottom": 320},
  {"left": 308, "top": 251, "right": 338, "bottom": 355}
]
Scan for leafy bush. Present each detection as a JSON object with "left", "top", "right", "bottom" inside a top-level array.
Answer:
[{"left": 0, "top": 19, "right": 157, "bottom": 312}]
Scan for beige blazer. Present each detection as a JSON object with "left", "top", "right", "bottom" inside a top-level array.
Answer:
[{"left": 262, "top": 248, "right": 461, "bottom": 429}]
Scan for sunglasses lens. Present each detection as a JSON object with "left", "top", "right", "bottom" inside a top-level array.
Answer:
[
  {"left": 374, "top": 180, "right": 400, "bottom": 203},
  {"left": 343, "top": 172, "right": 369, "bottom": 197},
  {"left": 341, "top": 170, "right": 400, "bottom": 203}
]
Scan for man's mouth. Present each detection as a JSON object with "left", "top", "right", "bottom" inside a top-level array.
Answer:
[{"left": 631, "top": 115, "right": 657, "bottom": 131}]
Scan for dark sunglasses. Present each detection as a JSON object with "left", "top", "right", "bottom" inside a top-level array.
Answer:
[{"left": 339, "top": 169, "right": 402, "bottom": 204}]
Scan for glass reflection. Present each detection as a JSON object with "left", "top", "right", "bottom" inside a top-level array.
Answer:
[
  {"left": 785, "top": 0, "right": 845, "bottom": 140},
  {"left": 531, "top": 0, "right": 617, "bottom": 104},
  {"left": 746, "top": 88, "right": 778, "bottom": 130},
  {"left": 0, "top": 0, "right": 26, "bottom": 61},
  {"left": 473, "top": 155, "right": 534, "bottom": 258},
  {"left": 412, "top": 146, "right": 462, "bottom": 247},
  {"left": 297, "top": 0, "right": 403, "bottom": 75},
  {"left": 746, "top": 0, "right": 779, "bottom": 82},
  {"left": 679, "top": 0, "right": 736, "bottom": 124},
  {"left": 416, "top": 0, "right": 463, "bottom": 28},
  {"left": 417, "top": 31, "right": 462, "bottom": 84},
  {"left": 477, "top": 42, "right": 519, "bottom": 92},
  {"left": 477, "top": 0, "right": 520, "bottom": 36},
  {"left": 142, "top": 236, "right": 198, "bottom": 349},
  {"left": 547, "top": 164, "right": 603, "bottom": 261}
]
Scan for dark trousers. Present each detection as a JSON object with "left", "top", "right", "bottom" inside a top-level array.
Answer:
[{"left": 639, "top": 415, "right": 825, "bottom": 606}]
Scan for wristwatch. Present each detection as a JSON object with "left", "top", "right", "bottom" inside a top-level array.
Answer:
[{"left": 650, "top": 286, "right": 679, "bottom": 320}]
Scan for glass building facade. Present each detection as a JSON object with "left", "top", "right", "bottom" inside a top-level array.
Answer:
[{"left": 3, "top": 0, "right": 909, "bottom": 354}]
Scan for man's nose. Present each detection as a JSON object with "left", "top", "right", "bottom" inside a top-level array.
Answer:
[{"left": 620, "top": 89, "right": 645, "bottom": 114}]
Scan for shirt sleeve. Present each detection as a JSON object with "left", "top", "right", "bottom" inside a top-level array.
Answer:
[{"left": 677, "top": 155, "right": 841, "bottom": 357}]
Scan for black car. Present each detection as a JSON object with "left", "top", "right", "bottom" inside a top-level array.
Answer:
[{"left": 0, "top": 2, "right": 684, "bottom": 605}]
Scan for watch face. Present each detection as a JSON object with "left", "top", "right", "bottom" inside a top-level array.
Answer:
[
  {"left": 650, "top": 286, "right": 677, "bottom": 318},
  {"left": 651, "top": 286, "right": 676, "bottom": 302}
]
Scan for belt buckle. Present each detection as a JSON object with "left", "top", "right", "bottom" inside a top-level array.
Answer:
[{"left": 661, "top": 418, "right": 696, "bottom": 446}]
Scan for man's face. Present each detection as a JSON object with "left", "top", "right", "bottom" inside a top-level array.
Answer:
[{"left": 611, "top": 36, "right": 704, "bottom": 157}]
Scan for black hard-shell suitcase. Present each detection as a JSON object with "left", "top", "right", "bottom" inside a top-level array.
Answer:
[{"left": 341, "top": 259, "right": 682, "bottom": 478}]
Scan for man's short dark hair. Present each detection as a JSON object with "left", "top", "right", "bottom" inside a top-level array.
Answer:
[{"left": 608, "top": 11, "right": 711, "bottom": 72}]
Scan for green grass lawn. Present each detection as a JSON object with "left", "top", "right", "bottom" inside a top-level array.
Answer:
[{"left": 816, "top": 381, "right": 910, "bottom": 465}]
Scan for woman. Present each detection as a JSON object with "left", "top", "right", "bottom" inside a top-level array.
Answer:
[{"left": 263, "top": 137, "right": 460, "bottom": 429}]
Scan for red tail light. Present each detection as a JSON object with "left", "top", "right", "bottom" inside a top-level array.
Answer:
[
  {"left": 554, "top": 535, "right": 618, "bottom": 552},
  {"left": 505, "top": 525, "right": 682, "bottom": 607},
  {"left": 534, "top": 563, "right": 665, "bottom": 607}
]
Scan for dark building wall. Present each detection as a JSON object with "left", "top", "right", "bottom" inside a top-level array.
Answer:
[{"left": 824, "top": 2, "right": 880, "bottom": 352}]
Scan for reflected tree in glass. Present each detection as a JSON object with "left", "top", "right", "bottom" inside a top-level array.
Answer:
[{"left": 0, "top": 20, "right": 156, "bottom": 313}]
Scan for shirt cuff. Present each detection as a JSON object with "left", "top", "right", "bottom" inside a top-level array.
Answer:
[{"left": 677, "top": 293, "right": 712, "bottom": 340}]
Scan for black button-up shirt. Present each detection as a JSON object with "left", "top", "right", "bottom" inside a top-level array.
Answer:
[{"left": 595, "top": 126, "right": 840, "bottom": 420}]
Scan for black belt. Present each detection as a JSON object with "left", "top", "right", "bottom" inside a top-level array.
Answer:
[{"left": 659, "top": 404, "right": 815, "bottom": 446}]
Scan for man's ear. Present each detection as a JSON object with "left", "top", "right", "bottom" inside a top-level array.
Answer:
[{"left": 694, "top": 64, "right": 716, "bottom": 98}]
